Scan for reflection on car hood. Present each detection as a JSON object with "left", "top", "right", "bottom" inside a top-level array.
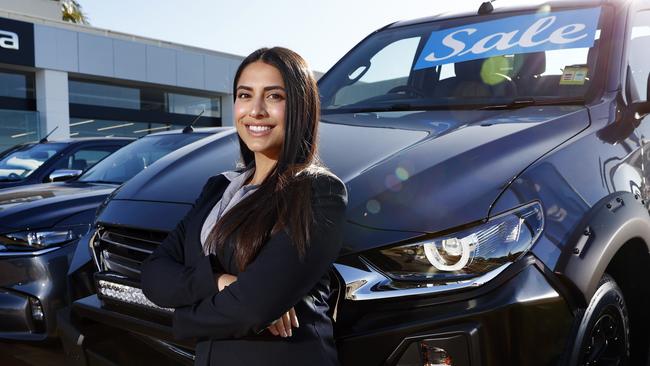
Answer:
[
  {"left": 332, "top": 106, "right": 588, "bottom": 236},
  {"left": 0, "top": 182, "right": 116, "bottom": 232},
  {"left": 109, "top": 106, "right": 588, "bottom": 248}
]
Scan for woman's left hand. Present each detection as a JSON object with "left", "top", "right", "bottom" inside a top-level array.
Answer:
[
  {"left": 215, "top": 273, "right": 299, "bottom": 337},
  {"left": 267, "top": 307, "right": 299, "bottom": 338}
]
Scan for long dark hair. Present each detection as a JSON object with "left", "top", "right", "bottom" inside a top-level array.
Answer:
[{"left": 205, "top": 47, "right": 323, "bottom": 271}]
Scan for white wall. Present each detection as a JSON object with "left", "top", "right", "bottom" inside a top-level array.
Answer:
[
  {"left": 33, "top": 24, "right": 242, "bottom": 96},
  {"left": 35, "top": 69, "right": 70, "bottom": 139},
  {"left": 0, "top": 0, "right": 59, "bottom": 21}
]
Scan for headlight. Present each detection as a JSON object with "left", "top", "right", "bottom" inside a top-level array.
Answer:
[
  {"left": 0, "top": 224, "right": 90, "bottom": 251},
  {"left": 362, "top": 202, "right": 544, "bottom": 287}
]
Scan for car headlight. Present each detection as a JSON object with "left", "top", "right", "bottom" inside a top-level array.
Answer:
[
  {"left": 362, "top": 202, "right": 544, "bottom": 287},
  {"left": 0, "top": 224, "right": 91, "bottom": 251}
]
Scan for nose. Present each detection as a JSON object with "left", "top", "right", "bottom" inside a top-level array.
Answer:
[{"left": 249, "top": 96, "right": 268, "bottom": 119}]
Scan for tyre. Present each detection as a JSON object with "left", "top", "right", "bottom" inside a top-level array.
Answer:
[{"left": 570, "top": 274, "right": 630, "bottom": 366}]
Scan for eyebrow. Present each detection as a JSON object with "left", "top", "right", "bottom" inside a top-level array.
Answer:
[{"left": 236, "top": 85, "right": 285, "bottom": 92}]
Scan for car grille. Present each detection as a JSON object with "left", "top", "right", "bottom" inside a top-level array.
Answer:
[{"left": 95, "top": 226, "right": 167, "bottom": 281}]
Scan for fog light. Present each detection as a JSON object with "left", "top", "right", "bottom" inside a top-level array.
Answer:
[
  {"left": 29, "top": 297, "right": 44, "bottom": 321},
  {"left": 420, "top": 343, "right": 453, "bottom": 366},
  {"left": 97, "top": 280, "right": 173, "bottom": 312}
]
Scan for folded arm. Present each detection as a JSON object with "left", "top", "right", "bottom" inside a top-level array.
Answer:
[{"left": 172, "top": 175, "right": 347, "bottom": 340}]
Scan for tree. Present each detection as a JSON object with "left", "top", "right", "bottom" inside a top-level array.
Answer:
[{"left": 59, "top": 0, "right": 89, "bottom": 24}]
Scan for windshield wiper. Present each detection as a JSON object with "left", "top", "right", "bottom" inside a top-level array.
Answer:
[
  {"left": 479, "top": 97, "right": 585, "bottom": 110},
  {"left": 323, "top": 97, "right": 587, "bottom": 115},
  {"left": 80, "top": 180, "right": 122, "bottom": 185}
]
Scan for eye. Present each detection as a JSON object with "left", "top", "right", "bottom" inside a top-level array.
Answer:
[
  {"left": 237, "top": 92, "right": 251, "bottom": 99},
  {"left": 267, "top": 93, "right": 285, "bottom": 101}
]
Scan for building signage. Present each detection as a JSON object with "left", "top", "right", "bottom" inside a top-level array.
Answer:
[{"left": 0, "top": 17, "right": 34, "bottom": 67}]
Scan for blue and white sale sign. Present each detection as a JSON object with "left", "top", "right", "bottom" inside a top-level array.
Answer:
[{"left": 414, "top": 7, "right": 601, "bottom": 70}]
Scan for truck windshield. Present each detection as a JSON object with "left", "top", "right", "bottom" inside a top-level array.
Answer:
[
  {"left": 0, "top": 143, "right": 67, "bottom": 182},
  {"left": 78, "top": 133, "right": 208, "bottom": 184},
  {"left": 320, "top": 7, "right": 607, "bottom": 114}
]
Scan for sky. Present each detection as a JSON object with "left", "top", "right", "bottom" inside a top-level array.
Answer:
[{"left": 76, "top": 0, "right": 480, "bottom": 73}]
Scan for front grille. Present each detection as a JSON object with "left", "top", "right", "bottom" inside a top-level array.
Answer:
[{"left": 95, "top": 226, "right": 168, "bottom": 280}]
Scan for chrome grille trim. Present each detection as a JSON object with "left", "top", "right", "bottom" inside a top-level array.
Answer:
[
  {"left": 102, "top": 251, "right": 142, "bottom": 276},
  {"left": 104, "top": 231, "right": 161, "bottom": 246},
  {"left": 94, "top": 226, "right": 165, "bottom": 280},
  {"left": 99, "top": 236, "right": 153, "bottom": 254}
]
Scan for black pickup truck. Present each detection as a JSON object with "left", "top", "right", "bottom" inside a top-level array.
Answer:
[{"left": 60, "top": 0, "right": 650, "bottom": 365}]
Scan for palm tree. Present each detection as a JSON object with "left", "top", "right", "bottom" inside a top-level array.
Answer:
[{"left": 59, "top": 0, "right": 89, "bottom": 24}]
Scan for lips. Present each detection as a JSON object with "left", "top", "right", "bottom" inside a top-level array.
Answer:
[{"left": 244, "top": 123, "right": 274, "bottom": 137}]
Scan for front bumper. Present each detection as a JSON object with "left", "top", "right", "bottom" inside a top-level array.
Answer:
[
  {"left": 0, "top": 242, "right": 77, "bottom": 340},
  {"left": 334, "top": 257, "right": 574, "bottom": 365},
  {"left": 59, "top": 256, "right": 575, "bottom": 366}
]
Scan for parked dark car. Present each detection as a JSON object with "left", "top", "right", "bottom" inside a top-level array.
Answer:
[
  {"left": 0, "top": 137, "right": 133, "bottom": 189},
  {"left": 61, "top": 0, "right": 650, "bottom": 365},
  {"left": 0, "top": 127, "right": 230, "bottom": 341}
]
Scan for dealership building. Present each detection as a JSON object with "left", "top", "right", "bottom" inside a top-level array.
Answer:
[{"left": 0, "top": 0, "right": 244, "bottom": 151}]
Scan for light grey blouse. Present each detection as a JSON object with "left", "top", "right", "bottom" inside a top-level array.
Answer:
[{"left": 200, "top": 169, "right": 259, "bottom": 255}]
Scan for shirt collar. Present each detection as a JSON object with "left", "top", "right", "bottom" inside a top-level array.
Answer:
[{"left": 221, "top": 168, "right": 255, "bottom": 185}]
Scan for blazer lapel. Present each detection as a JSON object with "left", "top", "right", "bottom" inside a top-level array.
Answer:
[{"left": 188, "top": 175, "right": 230, "bottom": 253}]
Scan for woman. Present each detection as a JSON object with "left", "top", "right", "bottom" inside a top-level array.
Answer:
[{"left": 141, "top": 47, "right": 347, "bottom": 366}]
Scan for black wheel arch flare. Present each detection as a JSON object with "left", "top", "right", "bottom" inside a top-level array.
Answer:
[{"left": 554, "top": 191, "right": 650, "bottom": 307}]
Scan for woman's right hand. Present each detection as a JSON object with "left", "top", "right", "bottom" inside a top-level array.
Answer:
[
  {"left": 267, "top": 307, "right": 299, "bottom": 338},
  {"left": 215, "top": 273, "right": 299, "bottom": 337}
]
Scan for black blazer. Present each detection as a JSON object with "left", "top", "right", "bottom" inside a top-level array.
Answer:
[{"left": 141, "top": 171, "right": 348, "bottom": 366}]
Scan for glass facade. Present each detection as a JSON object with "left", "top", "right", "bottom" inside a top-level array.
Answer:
[
  {"left": 68, "top": 78, "right": 222, "bottom": 137},
  {"left": 0, "top": 110, "right": 41, "bottom": 152},
  {"left": 69, "top": 80, "right": 140, "bottom": 109},
  {"left": 0, "top": 69, "right": 35, "bottom": 99},
  {"left": 70, "top": 118, "right": 173, "bottom": 138},
  {"left": 167, "top": 92, "right": 220, "bottom": 117},
  {"left": 69, "top": 79, "right": 221, "bottom": 117},
  {"left": 0, "top": 69, "right": 39, "bottom": 152}
]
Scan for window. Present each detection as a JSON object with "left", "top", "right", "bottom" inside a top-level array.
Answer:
[
  {"left": 68, "top": 79, "right": 222, "bottom": 132},
  {"left": 0, "top": 110, "right": 41, "bottom": 152},
  {"left": 0, "top": 143, "right": 66, "bottom": 181},
  {"left": 51, "top": 146, "right": 119, "bottom": 172},
  {"left": 69, "top": 79, "right": 221, "bottom": 117},
  {"left": 319, "top": 7, "right": 608, "bottom": 114},
  {"left": 79, "top": 134, "right": 209, "bottom": 184},
  {"left": 0, "top": 70, "right": 35, "bottom": 99},
  {"left": 333, "top": 37, "right": 421, "bottom": 106},
  {"left": 628, "top": 11, "right": 650, "bottom": 102},
  {"left": 167, "top": 93, "right": 220, "bottom": 118},
  {"left": 69, "top": 80, "right": 140, "bottom": 109}
]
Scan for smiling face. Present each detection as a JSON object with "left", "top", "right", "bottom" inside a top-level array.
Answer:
[{"left": 234, "top": 61, "right": 287, "bottom": 162}]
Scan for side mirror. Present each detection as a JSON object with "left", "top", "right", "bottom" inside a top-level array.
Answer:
[
  {"left": 632, "top": 100, "right": 650, "bottom": 119},
  {"left": 629, "top": 73, "right": 650, "bottom": 121},
  {"left": 49, "top": 169, "right": 83, "bottom": 182}
]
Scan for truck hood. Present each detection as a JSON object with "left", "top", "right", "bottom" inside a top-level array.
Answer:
[
  {"left": 111, "top": 106, "right": 588, "bottom": 240},
  {"left": 335, "top": 106, "right": 589, "bottom": 234},
  {"left": 0, "top": 182, "right": 116, "bottom": 232}
]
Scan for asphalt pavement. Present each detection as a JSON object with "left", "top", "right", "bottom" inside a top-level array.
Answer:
[{"left": 0, "top": 341, "right": 66, "bottom": 366}]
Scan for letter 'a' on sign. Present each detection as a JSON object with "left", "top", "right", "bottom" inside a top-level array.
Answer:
[
  {"left": 0, "top": 30, "right": 19, "bottom": 50},
  {"left": 414, "top": 7, "right": 601, "bottom": 70}
]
